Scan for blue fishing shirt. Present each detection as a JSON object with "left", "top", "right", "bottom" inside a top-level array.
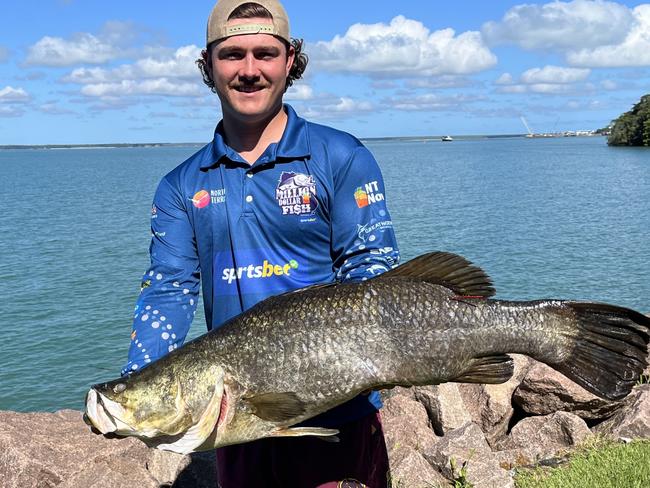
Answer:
[{"left": 122, "top": 105, "right": 400, "bottom": 426}]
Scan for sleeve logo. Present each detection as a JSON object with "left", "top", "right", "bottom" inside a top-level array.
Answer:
[{"left": 354, "top": 181, "right": 384, "bottom": 208}]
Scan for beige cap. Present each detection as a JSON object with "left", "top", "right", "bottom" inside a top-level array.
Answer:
[{"left": 207, "top": 0, "right": 290, "bottom": 45}]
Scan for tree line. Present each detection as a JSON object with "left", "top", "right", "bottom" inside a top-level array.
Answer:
[{"left": 607, "top": 94, "right": 650, "bottom": 146}]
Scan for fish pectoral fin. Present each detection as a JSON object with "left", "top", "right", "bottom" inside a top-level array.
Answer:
[
  {"left": 380, "top": 251, "right": 495, "bottom": 298},
  {"left": 244, "top": 392, "right": 307, "bottom": 422},
  {"left": 270, "top": 426, "right": 340, "bottom": 441},
  {"left": 454, "top": 354, "right": 514, "bottom": 384}
]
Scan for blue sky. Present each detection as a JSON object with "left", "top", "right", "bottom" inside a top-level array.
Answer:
[{"left": 1, "top": 0, "right": 649, "bottom": 144}]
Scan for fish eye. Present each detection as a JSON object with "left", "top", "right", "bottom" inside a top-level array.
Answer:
[{"left": 113, "top": 383, "right": 127, "bottom": 394}]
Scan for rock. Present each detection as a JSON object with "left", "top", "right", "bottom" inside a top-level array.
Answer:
[
  {"left": 458, "top": 354, "right": 532, "bottom": 446},
  {"left": 594, "top": 385, "right": 650, "bottom": 440},
  {"left": 388, "top": 446, "right": 447, "bottom": 488},
  {"left": 381, "top": 388, "right": 440, "bottom": 455},
  {"left": 513, "top": 362, "right": 622, "bottom": 419},
  {"left": 424, "top": 423, "right": 514, "bottom": 488},
  {"left": 0, "top": 410, "right": 217, "bottom": 488},
  {"left": 498, "top": 411, "right": 592, "bottom": 457},
  {"left": 414, "top": 383, "right": 472, "bottom": 435}
]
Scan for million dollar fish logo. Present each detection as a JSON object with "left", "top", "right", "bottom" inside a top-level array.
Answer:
[{"left": 275, "top": 172, "right": 318, "bottom": 216}]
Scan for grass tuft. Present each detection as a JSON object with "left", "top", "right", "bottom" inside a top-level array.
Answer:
[{"left": 514, "top": 438, "right": 650, "bottom": 488}]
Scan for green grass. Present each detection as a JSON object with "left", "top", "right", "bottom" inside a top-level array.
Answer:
[{"left": 514, "top": 438, "right": 650, "bottom": 488}]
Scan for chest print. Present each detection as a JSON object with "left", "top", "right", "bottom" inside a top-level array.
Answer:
[{"left": 275, "top": 172, "right": 319, "bottom": 216}]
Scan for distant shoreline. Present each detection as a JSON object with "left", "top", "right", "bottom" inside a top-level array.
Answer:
[{"left": 0, "top": 134, "right": 531, "bottom": 150}]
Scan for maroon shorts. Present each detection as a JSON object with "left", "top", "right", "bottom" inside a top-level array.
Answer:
[{"left": 215, "top": 412, "right": 390, "bottom": 488}]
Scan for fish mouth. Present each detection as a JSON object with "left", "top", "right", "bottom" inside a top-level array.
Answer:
[{"left": 84, "top": 388, "right": 134, "bottom": 436}]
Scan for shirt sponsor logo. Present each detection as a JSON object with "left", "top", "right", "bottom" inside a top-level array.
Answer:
[
  {"left": 354, "top": 181, "right": 385, "bottom": 208},
  {"left": 151, "top": 204, "right": 158, "bottom": 219},
  {"left": 191, "top": 188, "right": 226, "bottom": 208},
  {"left": 222, "top": 259, "right": 299, "bottom": 284},
  {"left": 191, "top": 190, "right": 210, "bottom": 209},
  {"left": 275, "top": 172, "right": 318, "bottom": 216},
  {"left": 356, "top": 220, "right": 393, "bottom": 242}
]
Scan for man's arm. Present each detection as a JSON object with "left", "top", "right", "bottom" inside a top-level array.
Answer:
[
  {"left": 121, "top": 177, "right": 200, "bottom": 376},
  {"left": 330, "top": 145, "right": 400, "bottom": 281}
]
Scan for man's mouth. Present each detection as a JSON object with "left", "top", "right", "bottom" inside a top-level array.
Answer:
[{"left": 234, "top": 85, "right": 264, "bottom": 93}]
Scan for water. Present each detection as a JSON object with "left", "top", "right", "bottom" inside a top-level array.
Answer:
[{"left": 0, "top": 136, "right": 648, "bottom": 412}]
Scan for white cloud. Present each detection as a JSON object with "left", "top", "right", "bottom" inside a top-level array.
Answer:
[
  {"left": 326, "top": 97, "right": 374, "bottom": 113},
  {"left": 311, "top": 15, "right": 496, "bottom": 76},
  {"left": 285, "top": 84, "right": 314, "bottom": 101},
  {"left": 482, "top": 0, "right": 634, "bottom": 50},
  {"left": 382, "top": 93, "right": 480, "bottom": 111},
  {"left": 80, "top": 78, "right": 203, "bottom": 98},
  {"left": 0, "top": 87, "right": 29, "bottom": 118},
  {"left": 405, "top": 76, "right": 476, "bottom": 89},
  {"left": 496, "top": 65, "right": 591, "bottom": 94},
  {"left": 495, "top": 73, "right": 514, "bottom": 85},
  {"left": 520, "top": 66, "right": 590, "bottom": 84},
  {"left": 566, "top": 5, "right": 650, "bottom": 67},
  {"left": 38, "top": 103, "right": 75, "bottom": 115},
  {"left": 0, "top": 86, "right": 30, "bottom": 102},
  {"left": 63, "top": 45, "right": 201, "bottom": 83},
  {"left": 26, "top": 33, "right": 120, "bottom": 66}
]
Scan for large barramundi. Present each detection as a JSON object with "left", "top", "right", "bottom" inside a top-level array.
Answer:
[{"left": 85, "top": 252, "right": 649, "bottom": 454}]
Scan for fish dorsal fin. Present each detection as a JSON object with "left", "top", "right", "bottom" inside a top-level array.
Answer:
[
  {"left": 244, "top": 392, "right": 307, "bottom": 423},
  {"left": 381, "top": 251, "right": 496, "bottom": 298}
]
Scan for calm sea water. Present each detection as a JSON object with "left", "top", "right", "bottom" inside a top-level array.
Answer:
[{"left": 1, "top": 136, "right": 648, "bottom": 412}]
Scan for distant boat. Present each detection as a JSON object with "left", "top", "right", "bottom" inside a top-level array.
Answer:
[{"left": 441, "top": 135, "right": 453, "bottom": 142}]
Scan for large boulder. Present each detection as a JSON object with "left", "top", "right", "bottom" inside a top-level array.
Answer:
[
  {"left": 0, "top": 410, "right": 217, "bottom": 488},
  {"left": 497, "top": 411, "right": 592, "bottom": 457},
  {"left": 513, "top": 362, "right": 622, "bottom": 419},
  {"left": 388, "top": 446, "right": 448, "bottom": 488},
  {"left": 381, "top": 388, "right": 439, "bottom": 455},
  {"left": 414, "top": 383, "right": 472, "bottom": 435},
  {"left": 594, "top": 385, "right": 650, "bottom": 440},
  {"left": 458, "top": 354, "right": 532, "bottom": 445},
  {"left": 423, "top": 423, "right": 514, "bottom": 488}
]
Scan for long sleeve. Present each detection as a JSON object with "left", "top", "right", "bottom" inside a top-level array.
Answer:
[
  {"left": 330, "top": 145, "right": 400, "bottom": 282},
  {"left": 121, "top": 177, "right": 200, "bottom": 376}
]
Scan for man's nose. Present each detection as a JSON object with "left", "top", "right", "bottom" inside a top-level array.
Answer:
[{"left": 239, "top": 53, "right": 260, "bottom": 79}]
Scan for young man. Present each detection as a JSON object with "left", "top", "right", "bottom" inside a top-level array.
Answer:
[{"left": 123, "top": 1, "right": 400, "bottom": 486}]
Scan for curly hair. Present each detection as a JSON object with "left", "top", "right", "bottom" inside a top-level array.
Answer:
[{"left": 196, "top": 2, "right": 308, "bottom": 93}]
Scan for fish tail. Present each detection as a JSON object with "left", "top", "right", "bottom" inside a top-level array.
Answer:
[{"left": 553, "top": 302, "right": 649, "bottom": 401}]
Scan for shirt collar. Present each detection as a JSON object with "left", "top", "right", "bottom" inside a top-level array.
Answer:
[{"left": 200, "top": 104, "right": 311, "bottom": 170}]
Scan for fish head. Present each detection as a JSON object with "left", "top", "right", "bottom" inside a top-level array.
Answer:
[{"left": 85, "top": 361, "right": 227, "bottom": 453}]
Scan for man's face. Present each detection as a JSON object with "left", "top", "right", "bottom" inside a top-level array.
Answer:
[{"left": 210, "top": 18, "right": 294, "bottom": 125}]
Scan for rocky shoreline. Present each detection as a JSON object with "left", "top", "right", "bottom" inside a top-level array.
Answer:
[{"left": 2, "top": 354, "right": 648, "bottom": 488}]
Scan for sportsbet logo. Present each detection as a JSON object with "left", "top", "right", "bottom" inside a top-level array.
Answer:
[{"left": 222, "top": 259, "right": 299, "bottom": 284}]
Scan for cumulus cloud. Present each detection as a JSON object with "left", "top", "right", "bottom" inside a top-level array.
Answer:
[
  {"left": 26, "top": 33, "right": 120, "bottom": 66},
  {"left": 60, "top": 45, "right": 205, "bottom": 100},
  {"left": 63, "top": 45, "right": 201, "bottom": 83},
  {"left": 520, "top": 66, "right": 590, "bottom": 84},
  {"left": 567, "top": 5, "right": 650, "bottom": 67},
  {"left": 80, "top": 79, "right": 203, "bottom": 98},
  {"left": 382, "top": 93, "right": 480, "bottom": 111},
  {"left": 0, "top": 86, "right": 30, "bottom": 102},
  {"left": 311, "top": 15, "right": 496, "bottom": 76},
  {"left": 0, "top": 86, "right": 30, "bottom": 118},
  {"left": 496, "top": 65, "right": 592, "bottom": 94},
  {"left": 482, "top": 0, "right": 634, "bottom": 50},
  {"left": 285, "top": 84, "right": 314, "bottom": 101},
  {"left": 405, "top": 76, "right": 476, "bottom": 89},
  {"left": 24, "top": 21, "right": 160, "bottom": 67}
]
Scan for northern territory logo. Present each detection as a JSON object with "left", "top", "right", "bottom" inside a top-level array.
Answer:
[
  {"left": 354, "top": 181, "right": 385, "bottom": 208},
  {"left": 275, "top": 172, "right": 318, "bottom": 216},
  {"left": 191, "top": 188, "right": 226, "bottom": 209}
]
